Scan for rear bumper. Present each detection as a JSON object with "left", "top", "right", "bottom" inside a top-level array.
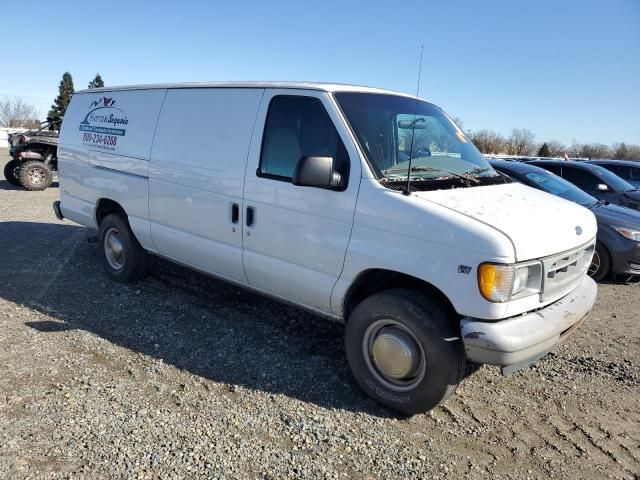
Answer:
[
  {"left": 461, "top": 276, "right": 597, "bottom": 373},
  {"left": 52, "top": 200, "right": 64, "bottom": 221}
]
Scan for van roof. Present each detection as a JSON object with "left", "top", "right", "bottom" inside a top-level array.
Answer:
[{"left": 75, "top": 81, "right": 421, "bottom": 99}]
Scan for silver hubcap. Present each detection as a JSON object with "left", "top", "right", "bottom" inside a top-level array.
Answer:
[
  {"left": 104, "top": 227, "right": 125, "bottom": 270},
  {"left": 363, "top": 320, "right": 426, "bottom": 392},
  {"left": 589, "top": 250, "right": 601, "bottom": 276},
  {"left": 28, "top": 167, "right": 46, "bottom": 185}
]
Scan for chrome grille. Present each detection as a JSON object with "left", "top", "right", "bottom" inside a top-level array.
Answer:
[{"left": 541, "top": 242, "right": 595, "bottom": 300}]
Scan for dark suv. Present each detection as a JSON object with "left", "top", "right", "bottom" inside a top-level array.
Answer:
[
  {"left": 491, "top": 159, "right": 640, "bottom": 280},
  {"left": 587, "top": 159, "right": 640, "bottom": 189},
  {"left": 528, "top": 160, "right": 640, "bottom": 211}
]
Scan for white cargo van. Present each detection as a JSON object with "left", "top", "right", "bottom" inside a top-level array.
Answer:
[{"left": 54, "top": 82, "right": 597, "bottom": 414}]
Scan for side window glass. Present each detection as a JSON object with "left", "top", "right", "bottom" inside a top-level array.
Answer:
[
  {"left": 605, "top": 164, "right": 620, "bottom": 175},
  {"left": 543, "top": 165, "right": 562, "bottom": 175},
  {"left": 563, "top": 168, "right": 598, "bottom": 190},
  {"left": 617, "top": 166, "right": 632, "bottom": 180},
  {"left": 259, "top": 96, "right": 349, "bottom": 182}
]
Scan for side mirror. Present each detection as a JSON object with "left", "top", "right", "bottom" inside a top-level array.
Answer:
[
  {"left": 293, "top": 156, "right": 342, "bottom": 189},
  {"left": 596, "top": 183, "right": 609, "bottom": 191}
]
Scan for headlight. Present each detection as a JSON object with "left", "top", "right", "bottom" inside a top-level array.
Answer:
[
  {"left": 612, "top": 226, "right": 640, "bottom": 242},
  {"left": 478, "top": 261, "right": 542, "bottom": 303}
]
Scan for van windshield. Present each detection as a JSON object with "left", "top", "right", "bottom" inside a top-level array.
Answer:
[{"left": 334, "top": 92, "right": 501, "bottom": 189}]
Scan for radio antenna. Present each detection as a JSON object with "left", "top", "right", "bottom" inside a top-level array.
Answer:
[{"left": 403, "top": 44, "right": 424, "bottom": 196}]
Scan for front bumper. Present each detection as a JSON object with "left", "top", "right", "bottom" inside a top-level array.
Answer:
[
  {"left": 611, "top": 239, "right": 640, "bottom": 276},
  {"left": 461, "top": 276, "right": 597, "bottom": 374}
]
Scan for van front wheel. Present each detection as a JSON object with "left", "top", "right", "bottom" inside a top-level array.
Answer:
[
  {"left": 345, "top": 289, "right": 465, "bottom": 415},
  {"left": 99, "top": 214, "right": 149, "bottom": 282}
]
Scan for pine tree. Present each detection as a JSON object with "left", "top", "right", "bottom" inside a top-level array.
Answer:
[
  {"left": 88, "top": 73, "right": 104, "bottom": 89},
  {"left": 48, "top": 72, "right": 74, "bottom": 129},
  {"left": 538, "top": 142, "right": 551, "bottom": 157}
]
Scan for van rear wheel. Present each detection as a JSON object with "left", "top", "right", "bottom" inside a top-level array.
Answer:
[
  {"left": 345, "top": 289, "right": 465, "bottom": 415},
  {"left": 99, "top": 214, "right": 149, "bottom": 282}
]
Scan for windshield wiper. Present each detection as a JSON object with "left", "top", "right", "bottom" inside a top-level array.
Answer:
[
  {"left": 492, "top": 170, "right": 513, "bottom": 183},
  {"left": 384, "top": 166, "right": 480, "bottom": 184},
  {"left": 466, "top": 167, "right": 495, "bottom": 177}
]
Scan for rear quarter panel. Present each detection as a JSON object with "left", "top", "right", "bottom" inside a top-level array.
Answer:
[{"left": 58, "top": 89, "right": 167, "bottom": 249}]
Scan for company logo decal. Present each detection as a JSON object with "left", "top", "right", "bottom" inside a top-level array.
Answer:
[
  {"left": 79, "top": 97, "right": 128, "bottom": 151},
  {"left": 575, "top": 226, "right": 582, "bottom": 235},
  {"left": 79, "top": 97, "right": 128, "bottom": 136}
]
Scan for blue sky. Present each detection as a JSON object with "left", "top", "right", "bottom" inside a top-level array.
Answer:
[{"left": 2, "top": 0, "right": 638, "bottom": 145}]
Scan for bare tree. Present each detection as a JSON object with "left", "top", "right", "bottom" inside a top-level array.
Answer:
[
  {"left": 0, "top": 97, "right": 40, "bottom": 128},
  {"left": 628, "top": 145, "right": 640, "bottom": 160},
  {"left": 579, "top": 143, "right": 611, "bottom": 159},
  {"left": 468, "top": 129, "right": 507, "bottom": 154},
  {"left": 466, "top": 128, "right": 638, "bottom": 161},
  {"left": 612, "top": 142, "right": 628, "bottom": 159},
  {"left": 568, "top": 139, "right": 581, "bottom": 158},
  {"left": 545, "top": 140, "right": 567, "bottom": 157},
  {"left": 506, "top": 128, "right": 536, "bottom": 155}
]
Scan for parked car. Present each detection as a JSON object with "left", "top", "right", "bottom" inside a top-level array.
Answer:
[
  {"left": 54, "top": 82, "right": 597, "bottom": 414},
  {"left": 528, "top": 160, "right": 640, "bottom": 211},
  {"left": 587, "top": 159, "right": 640, "bottom": 189},
  {"left": 491, "top": 160, "right": 640, "bottom": 280},
  {"left": 4, "top": 119, "right": 60, "bottom": 190}
]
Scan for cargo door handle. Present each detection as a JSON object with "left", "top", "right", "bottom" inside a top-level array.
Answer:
[
  {"left": 246, "top": 206, "right": 255, "bottom": 227},
  {"left": 231, "top": 203, "right": 239, "bottom": 224}
]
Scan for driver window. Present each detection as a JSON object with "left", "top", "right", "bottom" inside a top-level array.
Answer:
[
  {"left": 563, "top": 168, "right": 599, "bottom": 190},
  {"left": 259, "top": 96, "right": 349, "bottom": 182}
]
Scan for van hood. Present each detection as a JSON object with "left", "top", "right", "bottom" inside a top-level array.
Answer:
[{"left": 413, "top": 183, "right": 597, "bottom": 261}]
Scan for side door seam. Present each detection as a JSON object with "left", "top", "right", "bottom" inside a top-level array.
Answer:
[
  {"left": 328, "top": 174, "right": 362, "bottom": 316},
  {"left": 146, "top": 88, "right": 169, "bottom": 252},
  {"left": 240, "top": 88, "right": 266, "bottom": 282}
]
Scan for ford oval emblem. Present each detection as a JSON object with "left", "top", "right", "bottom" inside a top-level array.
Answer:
[{"left": 575, "top": 226, "right": 583, "bottom": 235}]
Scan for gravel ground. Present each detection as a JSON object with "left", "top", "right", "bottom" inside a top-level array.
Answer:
[{"left": 1, "top": 150, "right": 639, "bottom": 479}]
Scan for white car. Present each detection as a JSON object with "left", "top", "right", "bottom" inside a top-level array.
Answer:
[{"left": 54, "top": 82, "right": 597, "bottom": 414}]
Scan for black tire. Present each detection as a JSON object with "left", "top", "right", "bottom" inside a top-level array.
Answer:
[
  {"left": 3, "top": 160, "right": 22, "bottom": 186},
  {"left": 589, "top": 242, "right": 611, "bottom": 282},
  {"left": 98, "top": 213, "right": 149, "bottom": 282},
  {"left": 345, "top": 289, "right": 466, "bottom": 415},
  {"left": 18, "top": 160, "right": 53, "bottom": 191}
]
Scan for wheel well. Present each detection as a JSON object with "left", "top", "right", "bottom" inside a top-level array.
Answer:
[
  {"left": 343, "top": 269, "right": 457, "bottom": 320},
  {"left": 95, "top": 199, "right": 126, "bottom": 225}
]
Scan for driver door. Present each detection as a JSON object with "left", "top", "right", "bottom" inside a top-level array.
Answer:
[
  {"left": 561, "top": 166, "right": 619, "bottom": 203},
  {"left": 241, "top": 90, "right": 361, "bottom": 314}
]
